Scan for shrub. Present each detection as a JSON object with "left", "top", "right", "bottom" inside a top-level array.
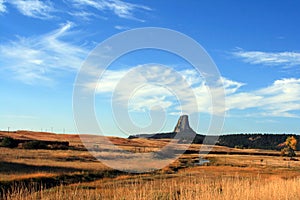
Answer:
[
  {"left": 0, "top": 137, "right": 18, "bottom": 148},
  {"left": 281, "top": 136, "right": 297, "bottom": 158},
  {"left": 22, "top": 140, "right": 47, "bottom": 149},
  {"left": 234, "top": 145, "right": 244, "bottom": 149}
]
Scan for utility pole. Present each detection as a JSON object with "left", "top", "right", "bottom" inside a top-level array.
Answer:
[
  {"left": 51, "top": 127, "right": 53, "bottom": 133},
  {"left": 8, "top": 127, "right": 10, "bottom": 133}
]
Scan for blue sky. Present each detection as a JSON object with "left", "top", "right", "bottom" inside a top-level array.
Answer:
[{"left": 0, "top": 0, "right": 300, "bottom": 136}]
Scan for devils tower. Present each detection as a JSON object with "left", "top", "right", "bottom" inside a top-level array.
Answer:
[
  {"left": 128, "top": 115, "right": 197, "bottom": 141},
  {"left": 173, "top": 115, "right": 195, "bottom": 133},
  {"left": 172, "top": 115, "right": 196, "bottom": 143},
  {"left": 173, "top": 114, "right": 197, "bottom": 142}
]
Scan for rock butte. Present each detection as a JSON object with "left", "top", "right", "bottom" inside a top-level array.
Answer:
[{"left": 173, "top": 115, "right": 197, "bottom": 135}]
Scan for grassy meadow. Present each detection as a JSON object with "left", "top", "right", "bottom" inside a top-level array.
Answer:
[{"left": 1, "top": 131, "right": 300, "bottom": 199}]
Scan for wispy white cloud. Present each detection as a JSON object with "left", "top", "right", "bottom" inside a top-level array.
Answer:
[
  {"left": 114, "top": 25, "right": 129, "bottom": 30},
  {"left": 0, "top": 0, "right": 7, "bottom": 13},
  {"left": 227, "top": 78, "right": 300, "bottom": 117},
  {"left": 9, "top": 0, "right": 54, "bottom": 19},
  {"left": 87, "top": 66, "right": 223, "bottom": 115},
  {"left": 1, "top": 0, "right": 151, "bottom": 22},
  {"left": 87, "top": 66, "right": 300, "bottom": 118},
  {"left": 220, "top": 77, "right": 245, "bottom": 94},
  {"left": 84, "top": 66, "right": 203, "bottom": 114},
  {"left": 70, "top": 0, "right": 151, "bottom": 21},
  {"left": 232, "top": 49, "right": 300, "bottom": 67},
  {"left": 68, "top": 10, "right": 102, "bottom": 21},
  {"left": 0, "top": 21, "right": 88, "bottom": 84}
]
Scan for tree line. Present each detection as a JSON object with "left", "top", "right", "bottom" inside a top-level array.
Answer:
[{"left": 130, "top": 132, "right": 299, "bottom": 151}]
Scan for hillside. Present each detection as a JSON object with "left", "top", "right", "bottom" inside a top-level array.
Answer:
[
  {"left": 1, "top": 129, "right": 298, "bottom": 152},
  {"left": 128, "top": 115, "right": 299, "bottom": 150}
]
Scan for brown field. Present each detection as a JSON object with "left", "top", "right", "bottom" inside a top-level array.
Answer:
[{"left": 1, "top": 131, "right": 300, "bottom": 199}]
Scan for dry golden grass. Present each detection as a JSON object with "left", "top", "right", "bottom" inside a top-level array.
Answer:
[
  {"left": 2, "top": 149, "right": 300, "bottom": 200},
  {"left": 0, "top": 148, "right": 110, "bottom": 181},
  {"left": 3, "top": 167, "right": 300, "bottom": 200},
  {"left": 2, "top": 130, "right": 300, "bottom": 199},
  {"left": 203, "top": 154, "right": 300, "bottom": 169},
  {"left": 0, "top": 173, "right": 57, "bottom": 182},
  {"left": 0, "top": 130, "right": 168, "bottom": 148}
]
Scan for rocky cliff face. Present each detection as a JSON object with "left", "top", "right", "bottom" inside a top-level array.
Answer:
[
  {"left": 173, "top": 115, "right": 196, "bottom": 135},
  {"left": 128, "top": 115, "right": 197, "bottom": 142}
]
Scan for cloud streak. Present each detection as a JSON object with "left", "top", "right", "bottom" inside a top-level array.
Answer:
[
  {"left": 9, "top": 0, "right": 54, "bottom": 19},
  {"left": 69, "top": 0, "right": 151, "bottom": 21},
  {"left": 233, "top": 49, "right": 300, "bottom": 67},
  {"left": 89, "top": 66, "right": 300, "bottom": 118},
  {"left": 0, "top": 0, "right": 6, "bottom": 13},
  {"left": 114, "top": 25, "right": 129, "bottom": 30},
  {"left": 1, "top": 0, "right": 151, "bottom": 21},
  {"left": 0, "top": 21, "right": 88, "bottom": 84}
]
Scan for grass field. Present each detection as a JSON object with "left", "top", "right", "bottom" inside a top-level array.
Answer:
[
  {"left": 3, "top": 164, "right": 300, "bottom": 200},
  {"left": 1, "top": 131, "right": 300, "bottom": 199}
]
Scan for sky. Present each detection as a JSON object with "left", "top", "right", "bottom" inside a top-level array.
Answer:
[{"left": 0, "top": 0, "right": 300, "bottom": 136}]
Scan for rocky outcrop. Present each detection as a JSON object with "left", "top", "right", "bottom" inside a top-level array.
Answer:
[
  {"left": 173, "top": 115, "right": 196, "bottom": 134},
  {"left": 128, "top": 115, "right": 197, "bottom": 142},
  {"left": 172, "top": 115, "right": 197, "bottom": 143}
]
